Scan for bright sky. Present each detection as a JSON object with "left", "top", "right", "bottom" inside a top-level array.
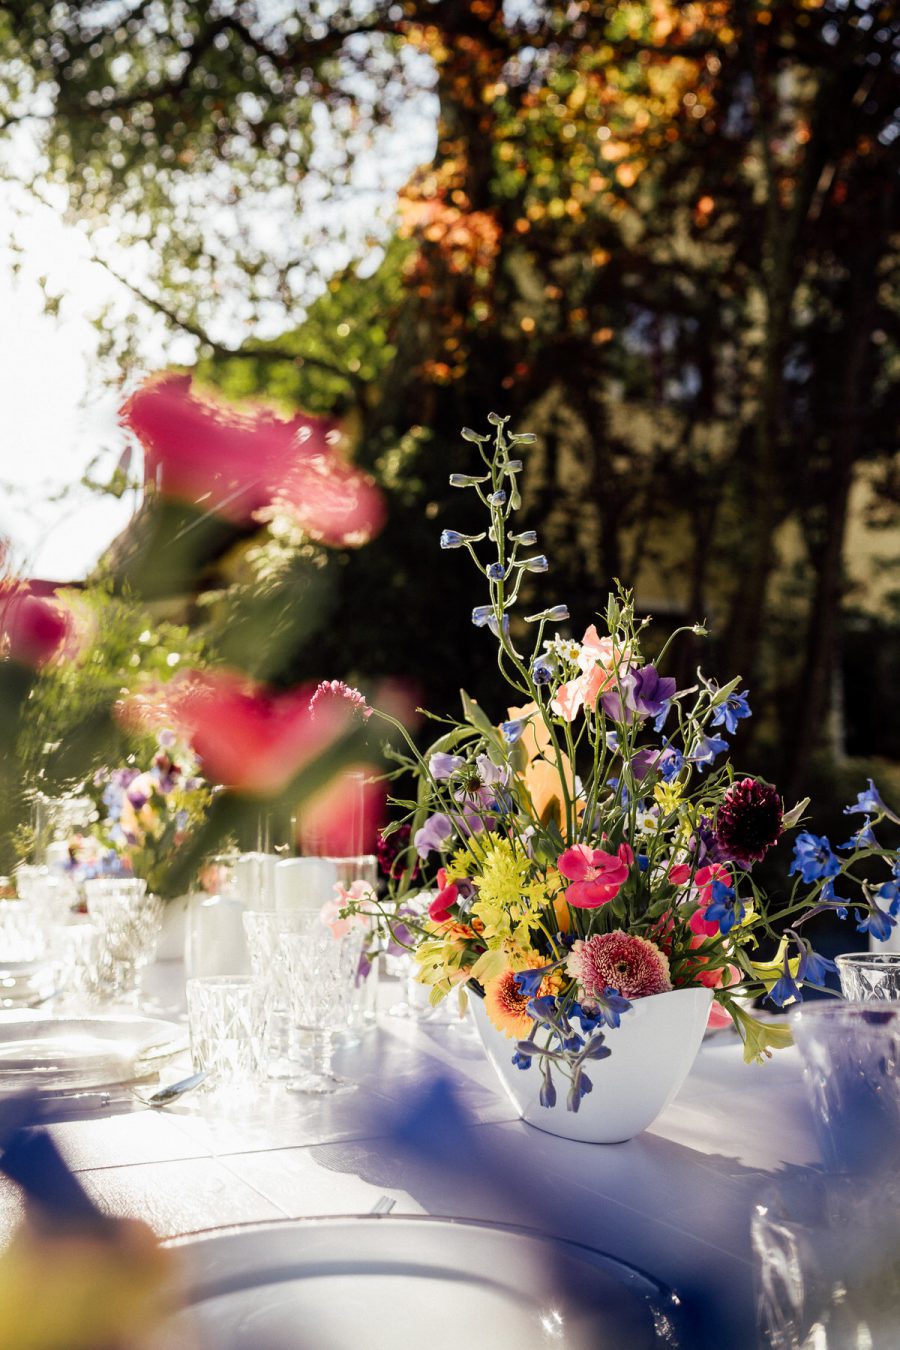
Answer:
[
  {"left": 0, "top": 69, "right": 436, "bottom": 584},
  {"left": 0, "top": 183, "right": 194, "bottom": 582}
]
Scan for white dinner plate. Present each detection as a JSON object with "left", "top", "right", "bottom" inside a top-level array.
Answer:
[
  {"left": 158, "top": 1215, "right": 684, "bottom": 1349},
  {"left": 0, "top": 960, "right": 57, "bottom": 1008},
  {"left": 0, "top": 1011, "right": 185, "bottom": 1094}
]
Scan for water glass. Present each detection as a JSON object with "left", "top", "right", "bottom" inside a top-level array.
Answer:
[
  {"left": 84, "top": 878, "right": 163, "bottom": 1002},
  {"left": 790, "top": 1001, "right": 900, "bottom": 1176},
  {"left": 278, "top": 918, "right": 363, "bottom": 1095},
  {"left": 186, "top": 975, "right": 266, "bottom": 1090},
  {"left": 754, "top": 1175, "right": 900, "bottom": 1349},
  {"left": 242, "top": 910, "right": 294, "bottom": 1077},
  {"left": 836, "top": 952, "right": 900, "bottom": 1002}
]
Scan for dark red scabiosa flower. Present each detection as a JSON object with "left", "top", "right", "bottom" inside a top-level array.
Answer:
[
  {"left": 377, "top": 823, "right": 418, "bottom": 882},
  {"left": 715, "top": 778, "right": 783, "bottom": 866}
]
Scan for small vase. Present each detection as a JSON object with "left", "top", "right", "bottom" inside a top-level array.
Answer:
[{"left": 471, "top": 985, "right": 713, "bottom": 1144}]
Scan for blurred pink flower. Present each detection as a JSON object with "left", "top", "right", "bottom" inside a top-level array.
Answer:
[
  {"left": 557, "top": 841, "right": 633, "bottom": 908},
  {"left": 157, "top": 669, "right": 355, "bottom": 796},
  {"left": 295, "top": 762, "right": 387, "bottom": 857},
  {"left": 320, "top": 879, "right": 378, "bottom": 938},
  {"left": 0, "top": 584, "right": 69, "bottom": 668},
  {"left": 122, "top": 374, "right": 385, "bottom": 545}
]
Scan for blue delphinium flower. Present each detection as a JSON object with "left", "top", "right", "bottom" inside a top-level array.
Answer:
[
  {"left": 567, "top": 1070, "right": 593, "bottom": 1113},
  {"left": 856, "top": 903, "right": 896, "bottom": 942},
  {"left": 440, "top": 530, "right": 465, "bottom": 549},
  {"left": 511, "top": 530, "right": 537, "bottom": 546},
  {"left": 472, "top": 605, "right": 493, "bottom": 627},
  {"left": 488, "top": 489, "right": 507, "bottom": 507},
  {"left": 877, "top": 877, "right": 900, "bottom": 918},
  {"left": 839, "top": 818, "right": 879, "bottom": 851},
  {"left": 711, "top": 689, "right": 752, "bottom": 735},
  {"left": 705, "top": 878, "right": 746, "bottom": 935},
  {"left": 486, "top": 562, "right": 507, "bottom": 581},
  {"left": 844, "top": 778, "right": 887, "bottom": 816},
  {"left": 820, "top": 879, "right": 850, "bottom": 919},
  {"left": 511, "top": 1045, "right": 533, "bottom": 1070},
  {"left": 573, "top": 987, "right": 632, "bottom": 1031},
  {"left": 539, "top": 1064, "right": 556, "bottom": 1109},
  {"left": 689, "top": 735, "right": 729, "bottom": 772},
  {"left": 658, "top": 744, "right": 684, "bottom": 783},
  {"left": 796, "top": 948, "right": 837, "bottom": 988},
  {"left": 789, "top": 832, "right": 841, "bottom": 883},
  {"left": 532, "top": 655, "right": 555, "bottom": 685},
  {"left": 500, "top": 719, "right": 525, "bottom": 745},
  {"left": 512, "top": 967, "right": 550, "bottom": 1000},
  {"left": 520, "top": 555, "right": 549, "bottom": 573},
  {"left": 767, "top": 960, "right": 802, "bottom": 1008},
  {"left": 525, "top": 604, "right": 570, "bottom": 623}
]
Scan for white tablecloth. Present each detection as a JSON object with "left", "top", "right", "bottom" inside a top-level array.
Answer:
[{"left": 0, "top": 964, "right": 822, "bottom": 1348}]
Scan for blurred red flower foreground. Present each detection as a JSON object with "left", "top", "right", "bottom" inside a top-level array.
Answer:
[
  {"left": 122, "top": 374, "right": 385, "bottom": 545},
  {"left": 0, "top": 583, "right": 70, "bottom": 668}
]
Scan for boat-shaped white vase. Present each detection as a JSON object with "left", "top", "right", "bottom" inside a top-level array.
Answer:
[{"left": 471, "top": 985, "right": 713, "bottom": 1144}]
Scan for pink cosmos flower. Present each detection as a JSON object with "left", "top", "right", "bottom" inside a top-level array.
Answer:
[
  {"left": 551, "top": 625, "right": 630, "bottom": 722},
  {"left": 689, "top": 863, "right": 733, "bottom": 937},
  {"left": 566, "top": 929, "right": 671, "bottom": 1000},
  {"left": 557, "top": 841, "right": 633, "bottom": 908}
]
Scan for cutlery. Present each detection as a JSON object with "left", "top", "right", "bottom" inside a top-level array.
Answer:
[{"left": 136, "top": 1070, "right": 208, "bottom": 1107}]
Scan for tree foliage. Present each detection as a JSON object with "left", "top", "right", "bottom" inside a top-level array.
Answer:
[{"left": 3, "top": 0, "right": 900, "bottom": 793}]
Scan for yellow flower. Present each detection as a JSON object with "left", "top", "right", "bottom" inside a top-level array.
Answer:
[
  {"left": 507, "top": 701, "right": 578, "bottom": 828},
  {"left": 654, "top": 781, "right": 683, "bottom": 816}
]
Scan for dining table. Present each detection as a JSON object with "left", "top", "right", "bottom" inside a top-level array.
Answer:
[{"left": 0, "top": 959, "right": 826, "bottom": 1350}]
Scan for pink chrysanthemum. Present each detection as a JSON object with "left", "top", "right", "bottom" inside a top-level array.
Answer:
[
  {"left": 715, "top": 777, "right": 782, "bottom": 866},
  {"left": 566, "top": 930, "right": 671, "bottom": 1001},
  {"left": 309, "top": 679, "right": 371, "bottom": 723}
]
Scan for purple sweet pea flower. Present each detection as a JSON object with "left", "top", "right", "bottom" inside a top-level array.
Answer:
[
  {"left": 475, "top": 754, "right": 507, "bottom": 787},
  {"left": 629, "top": 747, "right": 660, "bottom": 781},
  {"left": 627, "top": 665, "right": 676, "bottom": 720},
  {"left": 413, "top": 812, "right": 454, "bottom": 858},
  {"left": 429, "top": 752, "right": 465, "bottom": 781}
]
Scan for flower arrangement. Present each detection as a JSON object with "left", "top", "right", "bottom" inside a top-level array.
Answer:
[
  {"left": 338, "top": 416, "right": 900, "bottom": 1113},
  {"left": 77, "top": 733, "right": 212, "bottom": 899}
]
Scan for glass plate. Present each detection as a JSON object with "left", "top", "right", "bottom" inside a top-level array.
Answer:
[
  {"left": 0, "top": 1011, "right": 186, "bottom": 1093},
  {"left": 159, "top": 1215, "right": 684, "bottom": 1349}
]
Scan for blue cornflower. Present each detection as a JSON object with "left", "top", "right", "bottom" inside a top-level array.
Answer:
[
  {"left": 857, "top": 904, "right": 896, "bottom": 942},
  {"left": 797, "top": 948, "right": 837, "bottom": 988},
  {"left": 767, "top": 961, "right": 802, "bottom": 1008},
  {"left": 689, "top": 735, "right": 729, "bottom": 772},
  {"left": 839, "top": 818, "right": 879, "bottom": 851},
  {"left": 789, "top": 831, "right": 841, "bottom": 884},
  {"left": 500, "top": 719, "right": 525, "bottom": 745},
  {"left": 844, "top": 778, "right": 887, "bottom": 816},
  {"left": 711, "top": 689, "right": 752, "bottom": 735},
  {"left": 486, "top": 562, "right": 507, "bottom": 581},
  {"left": 705, "top": 878, "right": 745, "bottom": 935},
  {"left": 532, "top": 655, "right": 555, "bottom": 686}
]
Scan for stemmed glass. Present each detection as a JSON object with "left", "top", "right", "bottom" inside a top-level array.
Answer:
[
  {"left": 278, "top": 915, "right": 363, "bottom": 1095},
  {"left": 84, "top": 878, "right": 163, "bottom": 1003}
]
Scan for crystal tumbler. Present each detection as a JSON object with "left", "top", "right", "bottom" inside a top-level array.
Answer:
[
  {"left": 186, "top": 975, "right": 266, "bottom": 1090},
  {"left": 84, "top": 878, "right": 163, "bottom": 1003},
  {"left": 836, "top": 951, "right": 900, "bottom": 1002},
  {"left": 791, "top": 1001, "right": 900, "bottom": 1176},
  {"left": 278, "top": 919, "right": 362, "bottom": 1095}
]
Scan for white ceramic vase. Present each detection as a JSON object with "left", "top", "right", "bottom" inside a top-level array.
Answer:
[{"left": 471, "top": 985, "right": 713, "bottom": 1144}]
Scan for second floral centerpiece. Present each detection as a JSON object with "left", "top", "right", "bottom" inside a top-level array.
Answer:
[{"left": 338, "top": 416, "right": 900, "bottom": 1142}]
